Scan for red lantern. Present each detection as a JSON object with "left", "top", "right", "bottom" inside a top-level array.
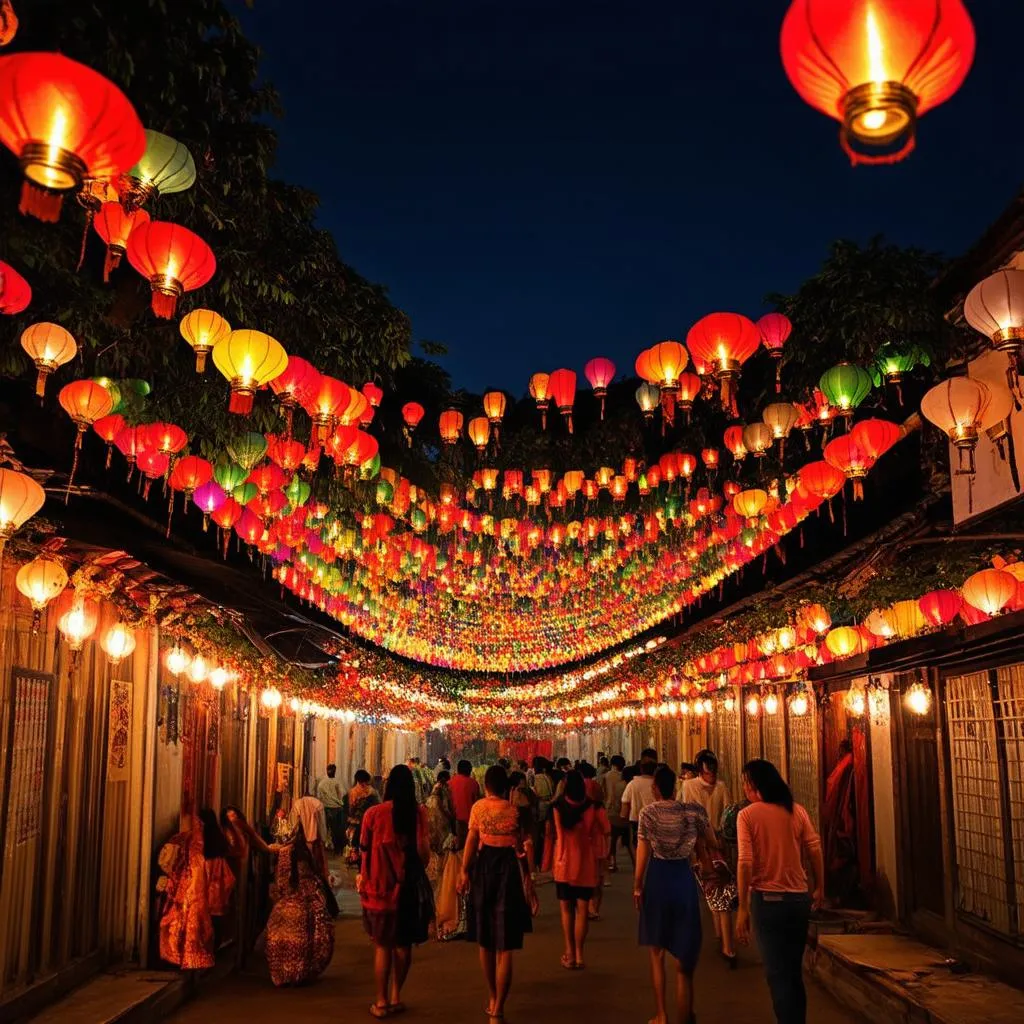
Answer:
[
  {"left": 93, "top": 202, "right": 149, "bottom": 281},
  {"left": 137, "top": 449, "right": 169, "bottom": 498},
  {"left": 724, "top": 425, "right": 747, "bottom": 463},
  {"left": 114, "top": 424, "right": 148, "bottom": 472},
  {"left": 126, "top": 220, "right": 216, "bottom": 318},
  {"left": 362, "top": 381, "right": 383, "bottom": 408},
  {"left": 780, "top": 0, "right": 975, "bottom": 166},
  {"left": 686, "top": 313, "right": 760, "bottom": 414},
  {"left": 143, "top": 421, "right": 188, "bottom": 457},
  {"left": 402, "top": 401, "right": 425, "bottom": 447},
  {"left": 797, "top": 460, "right": 846, "bottom": 502},
  {"left": 824, "top": 433, "right": 874, "bottom": 500},
  {"left": 58, "top": 379, "right": 114, "bottom": 494},
  {"left": 269, "top": 356, "right": 320, "bottom": 435},
  {"left": 248, "top": 462, "right": 287, "bottom": 496},
  {"left": 93, "top": 412, "right": 124, "bottom": 468},
  {"left": 169, "top": 455, "right": 211, "bottom": 497},
  {"left": 0, "top": 53, "right": 145, "bottom": 221},
  {"left": 266, "top": 434, "right": 306, "bottom": 473},
  {"left": 918, "top": 589, "right": 962, "bottom": 629},
  {"left": 548, "top": 368, "right": 576, "bottom": 433},
  {"left": 961, "top": 568, "right": 1017, "bottom": 617},
  {"left": 757, "top": 312, "right": 791, "bottom": 392},
  {"left": 438, "top": 409, "right": 464, "bottom": 445},
  {"left": 584, "top": 357, "right": 615, "bottom": 418},
  {"left": 0, "top": 260, "right": 31, "bottom": 313},
  {"left": 850, "top": 417, "right": 901, "bottom": 463},
  {"left": 304, "top": 375, "right": 351, "bottom": 444}
]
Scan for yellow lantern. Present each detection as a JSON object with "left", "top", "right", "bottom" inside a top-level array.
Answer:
[
  {"left": 845, "top": 685, "right": 866, "bottom": 717},
  {"left": 745, "top": 694, "right": 760, "bottom": 717},
  {"left": 21, "top": 322, "right": 77, "bottom": 397},
  {"left": 863, "top": 608, "right": 895, "bottom": 639},
  {"left": 733, "top": 488, "right": 768, "bottom": 519},
  {"left": 789, "top": 691, "right": 809, "bottom": 716},
  {"left": 763, "top": 692, "right": 779, "bottom": 715},
  {"left": 210, "top": 666, "right": 230, "bottom": 689},
  {"left": 188, "top": 654, "right": 210, "bottom": 683},
  {"left": 179, "top": 308, "right": 230, "bottom": 372},
  {"left": 0, "top": 467, "right": 45, "bottom": 552},
  {"left": 212, "top": 329, "right": 288, "bottom": 414},
  {"left": 742, "top": 422, "right": 774, "bottom": 459},
  {"left": 825, "top": 626, "right": 863, "bottom": 659},
  {"left": 961, "top": 568, "right": 1017, "bottom": 617},
  {"left": 261, "top": 686, "right": 283, "bottom": 710},
  {"left": 16, "top": 555, "right": 68, "bottom": 628},
  {"left": 102, "top": 623, "right": 136, "bottom": 665},
  {"left": 889, "top": 599, "right": 926, "bottom": 640}
]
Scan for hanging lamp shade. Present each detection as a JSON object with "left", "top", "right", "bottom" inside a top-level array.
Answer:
[
  {"left": 93, "top": 412, "right": 125, "bottom": 468},
  {"left": 686, "top": 313, "right": 760, "bottom": 413},
  {"left": 961, "top": 568, "right": 1017, "bottom": 617},
  {"left": 724, "top": 424, "right": 747, "bottom": 461},
  {"left": 920, "top": 376, "right": 990, "bottom": 473},
  {"left": 780, "top": 0, "right": 975, "bottom": 165},
  {"left": 863, "top": 607, "right": 896, "bottom": 639},
  {"left": 825, "top": 626, "right": 864, "bottom": 659},
  {"left": 93, "top": 201, "right": 149, "bottom": 281},
  {"left": 889, "top": 599, "right": 926, "bottom": 640},
  {"left": 137, "top": 450, "right": 169, "bottom": 496},
  {"left": 0, "top": 466, "right": 45, "bottom": 549},
  {"left": 438, "top": 409, "right": 463, "bottom": 444},
  {"left": 266, "top": 434, "right": 306, "bottom": 474},
  {"left": 16, "top": 555, "right": 67, "bottom": 614},
  {"left": 646, "top": 341, "right": 689, "bottom": 392},
  {"left": 179, "top": 308, "right": 230, "bottom": 372},
  {"left": 114, "top": 424, "right": 148, "bottom": 470},
  {"left": 676, "top": 371, "right": 702, "bottom": 415},
  {"left": 269, "top": 355, "right": 319, "bottom": 434},
  {"left": 635, "top": 382, "right": 660, "bottom": 420},
  {"left": 55, "top": 591, "right": 99, "bottom": 651},
  {"left": 0, "top": 52, "right": 145, "bottom": 221},
  {"left": 548, "top": 368, "right": 576, "bottom": 433},
  {"left": 211, "top": 328, "right": 287, "bottom": 415},
  {"left": 20, "top": 321, "right": 76, "bottom": 396},
  {"left": 401, "top": 401, "right": 425, "bottom": 447},
  {"left": 529, "top": 371, "right": 551, "bottom": 429},
  {"left": 118, "top": 129, "right": 196, "bottom": 209},
  {"left": 302, "top": 375, "right": 350, "bottom": 444},
  {"left": 225, "top": 431, "right": 268, "bottom": 472},
  {"left": 143, "top": 421, "right": 188, "bottom": 457},
  {"left": 850, "top": 418, "right": 901, "bottom": 463},
  {"left": 742, "top": 422, "right": 773, "bottom": 459},
  {"left": 964, "top": 268, "right": 1024, "bottom": 362},
  {"left": 101, "top": 622, "right": 136, "bottom": 664},
  {"left": 0, "top": 260, "right": 31, "bottom": 313},
  {"left": 126, "top": 220, "right": 215, "bottom": 319},
  {"left": 819, "top": 363, "right": 872, "bottom": 418},
  {"left": 467, "top": 416, "right": 490, "bottom": 452},
  {"left": 482, "top": 390, "right": 506, "bottom": 426},
  {"left": 338, "top": 386, "right": 368, "bottom": 427},
  {"left": 759, "top": 311, "right": 792, "bottom": 393}
]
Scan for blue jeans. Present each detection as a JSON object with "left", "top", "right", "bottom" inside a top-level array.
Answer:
[{"left": 751, "top": 891, "right": 812, "bottom": 1024}]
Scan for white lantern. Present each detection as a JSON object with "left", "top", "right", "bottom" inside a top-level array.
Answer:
[{"left": 964, "top": 269, "right": 1024, "bottom": 355}]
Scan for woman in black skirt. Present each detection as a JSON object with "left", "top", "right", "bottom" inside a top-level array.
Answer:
[{"left": 459, "top": 765, "right": 536, "bottom": 1022}]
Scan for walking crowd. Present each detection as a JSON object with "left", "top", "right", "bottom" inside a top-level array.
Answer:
[{"left": 155, "top": 748, "right": 823, "bottom": 1024}]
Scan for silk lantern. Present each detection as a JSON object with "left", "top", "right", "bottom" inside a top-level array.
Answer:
[
  {"left": 212, "top": 329, "right": 288, "bottom": 414},
  {"left": 126, "top": 220, "right": 216, "bottom": 318},
  {"left": 757, "top": 312, "right": 792, "bottom": 391},
  {"left": 93, "top": 201, "right": 149, "bottom": 280},
  {"left": 686, "top": 313, "right": 760, "bottom": 414},
  {"left": 584, "top": 357, "right": 615, "bottom": 419},
  {"left": 21, "top": 321, "right": 76, "bottom": 396},
  {"left": 179, "top": 308, "right": 230, "bottom": 372},
  {"left": 118, "top": 129, "right": 196, "bottom": 210}
]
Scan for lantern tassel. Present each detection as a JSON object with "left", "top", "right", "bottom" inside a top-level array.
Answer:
[
  {"left": 151, "top": 290, "right": 178, "bottom": 320},
  {"left": 166, "top": 492, "right": 174, "bottom": 538},
  {"left": 229, "top": 390, "right": 255, "bottom": 415},
  {"left": 64, "top": 434, "right": 83, "bottom": 504},
  {"left": 35, "top": 368, "right": 49, "bottom": 398},
  {"left": 77, "top": 208, "right": 96, "bottom": 272},
  {"left": 774, "top": 357, "right": 782, "bottom": 394},
  {"left": 20, "top": 181, "right": 63, "bottom": 223},
  {"left": 105, "top": 443, "right": 113, "bottom": 470},
  {"left": 102, "top": 246, "right": 122, "bottom": 283}
]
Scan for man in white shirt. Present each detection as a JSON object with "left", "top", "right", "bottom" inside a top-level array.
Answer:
[
  {"left": 620, "top": 760, "right": 659, "bottom": 852},
  {"left": 601, "top": 754, "right": 632, "bottom": 870},
  {"left": 315, "top": 763, "right": 345, "bottom": 850}
]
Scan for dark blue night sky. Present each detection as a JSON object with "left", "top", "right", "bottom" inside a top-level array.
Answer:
[{"left": 239, "top": 1, "right": 1024, "bottom": 394}]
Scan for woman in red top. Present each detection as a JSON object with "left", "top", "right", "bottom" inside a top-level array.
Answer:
[
  {"left": 544, "top": 769, "right": 610, "bottom": 969},
  {"left": 358, "top": 764, "right": 434, "bottom": 1019}
]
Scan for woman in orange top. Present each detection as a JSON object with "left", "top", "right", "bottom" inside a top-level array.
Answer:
[
  {"left": 459, "top": 765, "right": 535, "bottom": 1022},
  {"left": 544, "top": 769, "right": 610, "bottom": 969}
]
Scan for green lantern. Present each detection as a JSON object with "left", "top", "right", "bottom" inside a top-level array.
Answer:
[
  {"left": 410, "top": 508, "right": 427, "bottom": 532},
  {"left": 214, "top": 456, "right": 247, "bottom": 492},
  {"left": 360, "top": 453, "right": 381, "bottom": 480},
  {"left": 285, "top": 475, "right": 311, "bottom": 508},
  {"left": 122, "top": 130, "right": 197, "bottom": 209},
  {"left": 871, "top": 343, "right": 930, "bottom": 401},
  {"left": 375, "top": 480, "right": 394, "bottom": 506},
  {"left": 226, "top": 432, "right": 268, "bottom": 471},
  {"left": 92, "top": 377, "right": 122, "bottom": 413},
  {"left": 818, "top": 362, "right": 872, "bottom": 419},
  {"left": 232, "top": 482, "right": 258, "bottom": 505}
]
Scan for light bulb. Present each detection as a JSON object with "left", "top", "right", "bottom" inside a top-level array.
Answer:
[{"left": 165, "top": 646, "right": 190, "bottom": 676}]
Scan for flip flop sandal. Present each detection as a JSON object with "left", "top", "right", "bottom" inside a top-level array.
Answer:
[
  {"left": 560, "top": 954, "right": 575, "bottom": 969},
  {"left": 368, "top": 1005, "right": 390, "bottom": 1019}
]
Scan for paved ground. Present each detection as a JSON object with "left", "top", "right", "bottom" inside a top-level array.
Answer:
[{"left": 170, "top": 866, "right": 862, "bottom": 1023}]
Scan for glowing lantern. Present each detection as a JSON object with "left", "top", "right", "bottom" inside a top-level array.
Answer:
[
  {"left": 920, "top": 377, "right": 991, "bottom": 474},
  {"left": 961, "top": 568, "right": 1017, "bottom": 617},
  {"left": 964, "top": 268, "right": 1024, "bottom": 371},
  {"left": 647, "top": 341, "right": 689, "bottom": 394},
  {"left": 16, "top": 556, "right": 67, "bottom": 627},
  {"left": 762, "top": 402, "right": 799, "bottom": 455},
  {"left": 169, "top": 455, "right": 212, "bottom": 507},
  {"left": 548, "top": 368, "right": 576, "bottom": 433},
  {"left": 864, "top": 608, "right": 895, "bottom": 639},
  {"left": 0, "top": 52, "right": 145, "bottom": 221},
  {"left": 803, "top": 603, "right": 831, "bottom": 634},
  {"left": 780, "top": 0, "right": 975, "bottom": 165},
  {"left": 584, "top": 357, "right": 615, "bottom": 418},
  {"left": 851, "top": 418, "right": 901, "bottom": 465},
  {"left": 102, "top": 622, "right": 136, "bottom": 664},
  {"left": 635, "top": 383, "right": 660, "bottom": 420},
  {"left": 733, "top": 489, "right": 768, "bottom": 520},
  {"left": 209, "top": 666, "right": 230, "bottom": 690},
  {"left": 701, "top": 448, "right": 719, "bottom": 472},
  {"left": 918, "top": 589, "right": 962, "bottom": 629},
  {"left": 467, "top": 416, "right": 490, "bottom": 455},
  {"left": 763, "top": 692, "right": 779, "bottom": 715},
  {"left": 724, "top": 425, "right": 747, "bottom": 462},
  {"left": 118, "top": 129, "right": 196, "bottom": 210},
  {"left": 889, "top": 599, "right": 926, "bottom": 640},
  {"left": 674, "top": 372, "right": 702, "bottom": 424},
  {"left": 845, "top": 686, "right": 866, "bottom": 717},
  {"left": 339, "top": 386, "right": 369, "bottom": 427},
  {"left": 439, "top": 409, "right": 463, "bottom": 445},
  {"left": 261, "top": 686, "right": 283, "bottom": 710},
  {"left": 757, "top": 312, "right": 792, "bottom": 391},
  {"left": 797, "top": 460, "right": 846, "bottom": 503},
  {"left": 269, "top": 356, "right": 319, "bottom": 434},
  {"left": 361, "top": 381, "right": 383, "bottom": 411},
  {"left": 826, "top": 626, "right": 864, "bottom": 659},
  {"left": 226, "top": 432, "right": 268, "bottom": 472},
  {"left": 0, "top": 260, "right": 31, "bottom": 314},
  {"left": 21, "top": 321, "right": 76, "bottom": 396},
  {"left": 745, "top": 694, "right": 760, "bottom": 717},
  {"left": 824, "top": 433, "right": 874, "bottom": 500},
  {"left": 904, "top": 682, "right": 932, "bottom": 716},
  {"left": 529, "top": 372, "right": 551, "bottom": 428},
  {"left": 212, "top": 329, "right": 288, "bottom": 415},
  {"left": 305, "top": 375, "right": 350, "bottom": 444},
  {"left": 179, "top": 308, "right": 230, "bottom": 373},
  {"left": 0, "top": 466, "right": 44, "bottom": 551},
  {"left": 482, "top": 390, "right": 507, "bottom": 428},
  {"left": 402, "top": 401, "right": 425, "bottom": 446},
  {"left": 58, "top": 379, "right": 113, "bottom": 444},
  {"left": 89, "top": 201, "right": 149, "bottom": 281},
  {"left": 873, "top": 343, "right": 929, "bottom": 402},
  {"left": 742, "top": 422, "right": 773, "bottom": 459},
  {"left": 126, "top": 220, "right": 216, "bottom": 319},
  {"left": 686, "top": 313, "right": 760, "bottom": 413},
  {"left": 819, "top": 363, "right": 872, "bottom": 421},
  {"left": 188, "top": 654, "right": 209, "bottom": 683},
  {"left": 789, "top": 691, "right": 809, "bottom": 716},
  {"left": 56, "top": 593, "right": 99, "bottom": 651},
  {"left": 192, "top": 480, "right": 226, "bottom": 530},
  {"left": 92, "top": 413, "right": 124, "bottom": 468},
  {"left": 165, "top": 646, "right": 191, "bottom": 676}
]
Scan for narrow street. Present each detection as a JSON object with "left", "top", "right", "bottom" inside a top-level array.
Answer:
[{"left": 169, "top": 868, "right": 861, "bottom": 1023}]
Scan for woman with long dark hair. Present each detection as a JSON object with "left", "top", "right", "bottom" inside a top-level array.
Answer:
[
  {"left": 544, "top": 769, "right": 609, "bottom": 968},
  {"left": 736, "top": 759, "right": 824, "bottom": 1024},
  {"left": 359, "top": 764, "right": 434, "bottom": 1018},
  {"left": 458, "top": 765, "right": 536, "bottom": 1022}
]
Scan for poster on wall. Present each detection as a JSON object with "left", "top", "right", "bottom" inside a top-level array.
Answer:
[
  {"left": 9, "top": 671, "right": 50, "bottom": 846},
  {"left": 107, "top": 680, "right": 133, "bottom": 781},
  {"left": 951, "top": 349, "right": 1024, "bottom": 525}
]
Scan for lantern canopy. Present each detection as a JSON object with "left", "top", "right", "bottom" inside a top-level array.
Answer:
[
  {"left": 212, "top": 329, "right": 288, "bottom": 414},
  {"left": 0, "top": 52, "right": 146, "bottom": 220},
  {"left": 126, "top": 220, "right": 216, "bottom": 319},
  {"left": 179, "top": 308, "right": 230, "bottom": 372},
  {"left": 21, "top": 321, "right": 76, "bottom": 397},
  {"left": 118, "top": 129, "right": 196, "bottom": 209},
  {"left": 780, "top": 0, "right": 975, "bottom": 165}
]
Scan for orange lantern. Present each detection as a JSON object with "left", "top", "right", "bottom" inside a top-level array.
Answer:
[
  {"left": 548, "top": 368, "right": 576, "bottom": 433},
  {"left": 482, "top": 390, "right": 507, "bottom": 426},
  {"left": 686, "top": 313, "right": 760, "bottom": 413},
  {"left": 305, "top": 375, "right": 351, "bottom": 444},
  {"left": 93, "top": 201, "right": 149, "bottom": 281},
  {"left": 802, "top": 603, "right": 832, "bottom": 634},
  {"left": 918, "top": 589, "right": 962, "bottom": 629},
  {"left": 529, "top": 372, "right": 551, "bottom": 428},
  {"left": 724, "top": 425, "right": 747, "bottom": 463},
  {"left": 55, "top": 591, "right": 99, "bottom": 652},
  {"left": 58, "top": 379, "right": 114, "bottom": 494},
  {"left": 339, "top": 386, "right": 369, "bottom": 427},
  {"left": 439, "top": 409, "right": 463, "bottom": 445},
  {"left": 676, "top": 371, "right": 702, "bottom": 422},
  {"left": 126, "top": 220, "right": 216, "bottom": 318},
  {"left": 733, "top": 488, "right": 768, "bottom": 520},
  {"left": 824, "top": 433, "right": 874, "bottom": 500},
  {"left": 850, "top": 418, "right": 901, "bottom": 463},
  {"left": 20, "top": 321, "right": 76, "bottom": 396},
  {"left": 93, "top": 412, "right": 124, "bottom": 468},
  {"left": 362, "top": 381, "right": 383, "bottom": 408},
  {"left": 961, "top": 568, "right": 1017, "bottom": 617},
  {"left": 468, "top": 416, "right": 490, "bottom": 453},
  {"left": 212, "top": 329, "right": 287, "bottom": 414},
  {"left": 780, "top": 0, "right": 975, "bottom": 165},
  {"left": 101, "top": 622, "right": 136, "bottom": 664},
  {"left": 584, "top": 357, "right": 615, "bottom": 418},
  {"left": 0, "top": 53, "right": 145, "bottom": 221},
  {"left": 179, "top": 308, "right": 230, "bottom": 373},
  {"left": 825, "top": 626, "right": 864, "bottom": 659}
]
